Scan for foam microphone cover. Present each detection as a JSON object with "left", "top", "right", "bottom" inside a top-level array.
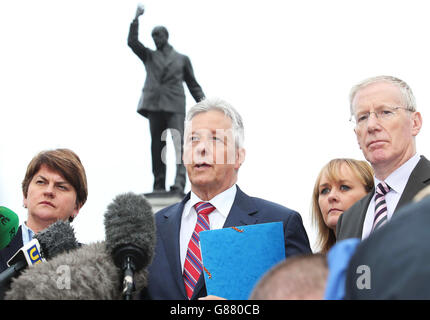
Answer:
[
  {"left": 104, "top": 192, "right": 156, "bottom": 270},
  {"left": 34, "top": 220, "right": 80, "bottom": 259},
  {"left": 5, "top": 241, "right": 148, "bottom": 300},
  {"left": 0, "top": 206, "right": 19, "bottom": 249},
  {"left": 5, "top": 193, "right": 156, "bottom": 300}
]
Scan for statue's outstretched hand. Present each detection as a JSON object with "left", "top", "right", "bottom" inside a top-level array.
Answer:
[{"left": 135, "top": 4, "right": 145, "bottom": 18}]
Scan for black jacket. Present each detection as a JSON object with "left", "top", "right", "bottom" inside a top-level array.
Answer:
[{"left": 337, "top": 155, "right": 430, "bottom": 240}]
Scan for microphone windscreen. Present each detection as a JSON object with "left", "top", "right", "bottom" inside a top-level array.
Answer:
[
  {"left": 0, "top": 207, "right": 19, "bottom": 249},
  {"left": 104, "top": 192, "right": 155, "bottom": 268},
  {"left": 34, "top": 220, "right": 80, "bottom": 259},
  {"left": 5, "top": 241, "right": 148, "bottom": 300}
]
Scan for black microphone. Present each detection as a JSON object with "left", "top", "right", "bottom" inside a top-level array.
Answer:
[
  {"left": 34, "top": 219, "right": 80, "bottom": 259},
  {"left": 104, "top": 192, "right": 156, "bottom": 300},
  {"left": 5, "top": 192, "right": 156, "bottom": 300},
  {"left": 0, "top": 220, "right": 79, "bottom": 298}
]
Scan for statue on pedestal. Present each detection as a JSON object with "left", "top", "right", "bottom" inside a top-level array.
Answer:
[{"left": 128, "top": 4, "right": 205, "bottom": 197}]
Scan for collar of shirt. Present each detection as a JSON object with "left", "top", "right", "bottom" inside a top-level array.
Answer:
[
  {"left": 21, "top": 221, "right": 35, "bottom": 245},
  {"left": 374, "top": 153, "right": 421, "bottom": 196},
  {"left": 180, "top": 184, "right": 237, "bottom": 271},
  {"left": 362, "top": 153, "right": 421, "bottom": 240},
  {"left": 183, "top": 184, "right": 237, "bottom": 223}
]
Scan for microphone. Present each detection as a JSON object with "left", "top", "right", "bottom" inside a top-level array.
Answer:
[
  {"left": 0, "top": 206, "right": 19, "bottom": 250},
  {"left": 104, "top": 192, "right": 156, "bottom": 300},
  {"left": 5, "top": 192, "right": 156, "bottom": 300},
  {"left": 0, "top": 220, "right": 79, "bottom": 294},
  {"left": 33, "top": 219, "right": 80, "bottom": 259}
]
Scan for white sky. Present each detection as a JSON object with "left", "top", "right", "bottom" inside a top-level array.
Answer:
[{"left": 1, "top": 0, "right": 430, "bottom": 250}]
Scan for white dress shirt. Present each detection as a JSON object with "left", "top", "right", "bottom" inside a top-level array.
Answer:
[
  {"left": 362, "top": 153, "right": 421, "bottom": 240},
  {"left": 21, "top": 222, "right": 35, "bottom": 245},
  {"left": 179, "top": 184, "right": 237, "bottom": 272}
]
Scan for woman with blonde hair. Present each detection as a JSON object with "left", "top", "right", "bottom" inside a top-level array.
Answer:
[{"left": 311, "top": 158, "right": 373, "bottom": 253}]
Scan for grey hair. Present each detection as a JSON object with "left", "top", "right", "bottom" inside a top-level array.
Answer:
[
  {"left": 185, "top": 97, "right": 245, "bottom": 148},
  {"left": 349, "top": 75, "right": 417, "bottom": 115}
]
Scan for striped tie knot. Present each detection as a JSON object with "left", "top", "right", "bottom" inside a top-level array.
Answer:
[
  {"left": 194, "top": 202, "right": 216, "bottom": 216},
  {"left": 376, "top": 181, "right": 390, "bottom": 196},
  {"left": 372, "top": 181, "right": 391, "bottom": 232}
]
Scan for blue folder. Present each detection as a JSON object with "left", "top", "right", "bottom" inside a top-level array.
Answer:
[{"left": 199, "top": 222, "right": 286, "bottom": 300}]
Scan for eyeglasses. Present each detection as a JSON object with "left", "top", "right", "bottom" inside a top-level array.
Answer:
[{"left": 349, "top": 106, "right": 413, "bottom": 128}]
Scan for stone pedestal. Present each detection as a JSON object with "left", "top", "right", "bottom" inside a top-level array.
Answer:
[{"left": 144, "top": 191, "right": 185, "bottom": 213}]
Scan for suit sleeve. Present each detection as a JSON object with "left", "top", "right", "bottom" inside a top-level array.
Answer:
[
  {"left": 183, "top": 55, "right": 205, "bottom": 102},
  {"left": 127, "top": 18, "right": 149, "bottom": 62},
  {"left": 284, "top": 212, "right": 312, "bottom": 257}
]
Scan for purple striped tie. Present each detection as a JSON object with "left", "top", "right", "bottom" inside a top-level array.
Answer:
[
  {"left": 183, "top": 202, "right": 215, "bottom": 299},
  {"left": 372, "top": 182, "right": 391, "bottom": 232}
]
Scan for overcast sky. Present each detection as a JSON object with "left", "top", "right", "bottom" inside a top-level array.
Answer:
[{"left": 1, "top": 0, "right": 430, "bottom": 249}]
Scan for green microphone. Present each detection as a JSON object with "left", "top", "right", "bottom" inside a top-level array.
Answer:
[{"left": 0, "top": 206, "right": 19, "bottom": 249}]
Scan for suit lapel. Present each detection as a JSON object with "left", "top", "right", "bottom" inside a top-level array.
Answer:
[
  {"left": 395, "top": 156, "right": 430, "bottom": 211},
  {"left": 191, "top": 186, "right": 258, "bottom": 299},
  {"left": 223, "top": 186, "right": 259, "bottom": 227},
  {"left": 338, "top": 156, "right": 430, "bottom": 240},
  {"left": 160, "top": 46, "right": 178, "bottom": 81},
  {"left": 355, "top": 191, "right": 373, "bottom": 237},
  {"left": 158, "top": 195, "right": 189, "bottom": 298},
  {"left": 358, "top": 157, "right": 430, "bottom": 234},
  {"left": 337, "top": 190, "right": 373, "bottom": 240},
  {"left": 163, "top": 48, "right": 177, "bottom": 69}
]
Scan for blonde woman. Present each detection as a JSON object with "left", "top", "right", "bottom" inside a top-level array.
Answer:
[{"left": 311, "top": 159, "right": 373, "bottom": 253}]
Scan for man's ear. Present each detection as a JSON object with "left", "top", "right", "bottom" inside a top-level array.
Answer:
[
  {"left": 235, "top": 148, "right": 246, "bottom": 170},
  {"left": 411, "top": 111, "right": 423, "bottom": 137},
  {"left": 354, "top": 127, "right": 363, "bottom": 150}
]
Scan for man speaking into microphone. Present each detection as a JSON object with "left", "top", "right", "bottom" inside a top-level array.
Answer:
[
  {"left": 0, "top": 148, "right": 88, "bottom": 273},
  {"left": 140, "top": 98, "right": 311, "bottom": 300}
]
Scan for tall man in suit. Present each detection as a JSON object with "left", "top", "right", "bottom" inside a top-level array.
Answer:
[
  {"left": 128, "top": 5, "right": 205, "bottom": 195},
  {"left": 337, "top": 75, "right": 430, "bottom": 240},
  {"left": 141, "top": 98, "right": 311, "bottom": 300}
]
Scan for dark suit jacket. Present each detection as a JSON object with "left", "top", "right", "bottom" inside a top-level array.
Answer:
[
  {"left": 345, "top": 195, "right": 430, "bottom": 299},
  {"left": 0, "top": 226, "right": 23, "bottom": 273},
  {"left": 128, "top": 19, "right": 205, "bottom": 118},
  {"left": 337, "top": 155, "right": 430, "bottom": 240},
  {"left": 141, "top": 186, "right": 311, "bottom": 300},
  {"left": 0, "top": 226, "right": 23, "bottom": 299}
]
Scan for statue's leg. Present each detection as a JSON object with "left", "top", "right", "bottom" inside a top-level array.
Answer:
[
  {"left": 166, "top": 112, "right": 186, "bottom": 195},
  {"left": 148, "top": 112, "right": 167, "bottom": 191}
]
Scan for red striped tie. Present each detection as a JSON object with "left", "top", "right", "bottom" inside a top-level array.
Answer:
[{"left": 183, "top": 202, "right": 215, "bottom": 299}]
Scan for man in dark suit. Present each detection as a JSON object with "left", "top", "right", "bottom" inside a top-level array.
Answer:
[
  {"left": 344, "top": 194, "right": 430, "bottom": 299},
  {"left": 337, "top": 76, "right": 430, "bottom": 241},
  {"left": 128, "top": 5, "right": 205, "bottom": 195},
  {"left": 140, "top": 98, "right": 311, "bottom": 300}
]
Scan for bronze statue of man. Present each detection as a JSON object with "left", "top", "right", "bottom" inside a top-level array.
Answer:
[{"left": 128, "top": 5, "right": 205, "bottom": 196}]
